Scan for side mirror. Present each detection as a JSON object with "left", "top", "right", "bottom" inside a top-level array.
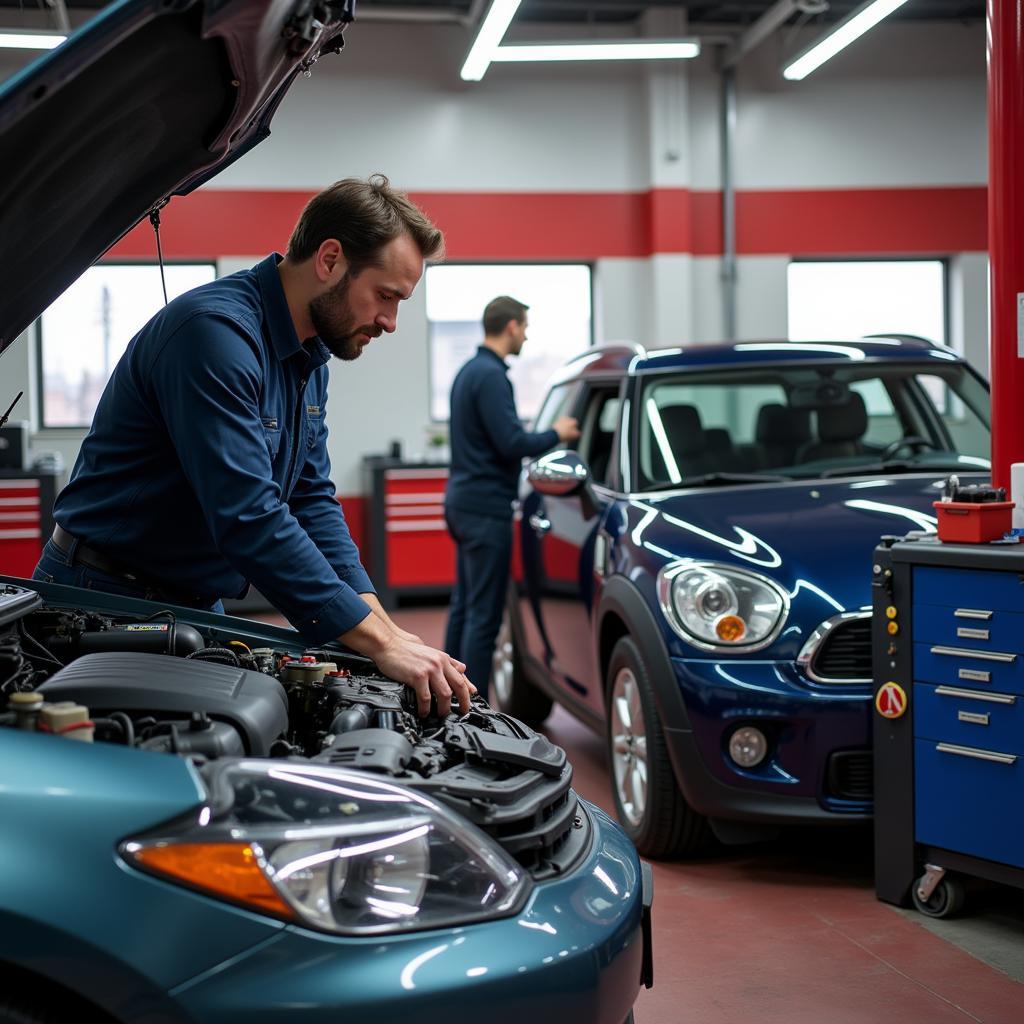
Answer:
[{"left": 527, "top": 450, "right": 589, "bottom": 497}]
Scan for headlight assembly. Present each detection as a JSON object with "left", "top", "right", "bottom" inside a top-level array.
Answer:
[
  {"left": 657, "top": 562, "right": 789, "bottom": 652},
  {"left": 122, "top": 761, "right": 528, "bottom": 935}
]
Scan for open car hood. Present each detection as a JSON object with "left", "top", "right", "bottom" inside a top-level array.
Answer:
[{"left": 0, "top": 0, "right": 353, "bottom": 355}]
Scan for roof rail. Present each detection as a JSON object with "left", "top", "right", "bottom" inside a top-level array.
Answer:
[
  {"left": 566, "top": 341, "right": 647, "bottom": 364},
  {"left": 861, "top": 332, "right": 937, "bottom": 347}
]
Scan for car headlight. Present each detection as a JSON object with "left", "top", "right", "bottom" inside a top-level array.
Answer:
[
  {"left": 122, "top": 761, "right": 528, "bottom": 935},
  {"left": 657, "top": 562, "right": 788, "bottom": 652}
]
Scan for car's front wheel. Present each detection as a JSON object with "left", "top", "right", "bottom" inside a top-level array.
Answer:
[
  {"left": 491, "top": 604, "right": 553, "bottom": 725},
  {"left": 605, "top": 636, "right": 709, "bottom": 858}
]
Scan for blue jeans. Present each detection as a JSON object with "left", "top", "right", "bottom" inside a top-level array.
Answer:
[
  {"left": 34, "top": 538, "right": 225, "bottom": 614},
  {"left": 443, "top": 506, "right": 512, "bottom": 702}
]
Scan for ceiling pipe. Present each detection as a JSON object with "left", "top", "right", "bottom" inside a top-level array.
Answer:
[{"left": 722, "top": 0, "right": 807, "bottom": 69}]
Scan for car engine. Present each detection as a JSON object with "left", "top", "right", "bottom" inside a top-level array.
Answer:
[{"left": 0, "top": 584, "right": 586, "bottom": 878}]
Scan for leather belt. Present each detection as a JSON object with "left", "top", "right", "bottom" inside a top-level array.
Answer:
[{"left": 52, "top": 524, "right": 143, "bottom": 582}]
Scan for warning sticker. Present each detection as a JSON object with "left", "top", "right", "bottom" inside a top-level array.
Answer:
[
  {"left": 122, "top": 624, "right": 170, "bottom": 632},
  {"left": 875, "top": 681, "right": 908, "bottom": 719}
]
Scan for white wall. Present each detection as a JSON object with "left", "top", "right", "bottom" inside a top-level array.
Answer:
[{"left": 0, "top": 16, "right": 990, "bottom": 498}]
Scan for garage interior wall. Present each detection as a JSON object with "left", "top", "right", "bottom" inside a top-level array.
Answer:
[{"left": 2, "top": 14, "right": 986, "bottom": 548}]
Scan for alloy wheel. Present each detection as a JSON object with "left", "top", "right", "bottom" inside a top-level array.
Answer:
[{"left": 610, "top": 666, "right": 649, "bottom": 827}]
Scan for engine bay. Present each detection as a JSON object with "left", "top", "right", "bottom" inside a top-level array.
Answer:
[{"left": 0, "top": 583, "right": 585, "bottom": 878}]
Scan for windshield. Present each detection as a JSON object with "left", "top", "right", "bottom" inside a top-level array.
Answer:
[{"left": 635, "top": 361, "right": 990, "bottom": 491}]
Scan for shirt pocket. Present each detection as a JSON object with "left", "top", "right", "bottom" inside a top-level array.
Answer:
[
  {"left": 305, "top": 404, "right": 324, "bottom": 449},
  {"left": 262, "top": 416, "right": 282, "bottom": 459}
]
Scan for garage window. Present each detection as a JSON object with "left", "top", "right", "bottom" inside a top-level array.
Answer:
[
  {"left": 426, "top": 264, "right": 592, "bottom": 422},
  {"left": 37, "top": 262, "right": 216, "bottom": 428},
  {"left": 787, "top": 260, "right": 947, "bottom": 345}
]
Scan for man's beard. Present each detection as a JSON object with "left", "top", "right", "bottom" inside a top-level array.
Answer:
[{"left": 309, "top": 272, "right": 380, "bottom": 360}]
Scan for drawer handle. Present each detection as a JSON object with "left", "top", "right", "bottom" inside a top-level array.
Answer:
[
  {"left": 955, "top": 608, "right": 993, "bottom": 621},
  {"left": 959, "top": 669, "right": 991, "bottom": 683},
  {"left": 936, "top": 742, "right": 1017, "bottom": 765},
  {"left": 930, "top": 645, "right": 1017, "bottom": 664},
  {"left": 957, "top": 710, "right": 990, "bottom": 726},
  {"left": 956, "top": 627, "right": 990, "bottom": 641},
  {"left": 936, "top": 686, "right": 1016, "bottom": 705}
]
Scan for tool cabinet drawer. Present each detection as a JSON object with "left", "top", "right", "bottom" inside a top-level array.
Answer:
[
  {"left": 915, "top": 738, "right": 1024, "bottom": 869},
  {"left": 914, "top": 566, "right": 1024, "bottom": 613},
  {"left": 912, "top": 602, "right": 1024, "bottom": 651},
  {"left": 913, "top": 682, "right": 1024, "bottom": 752},
  {"left": 914, "top": 641, "right": 1024, "bottom": 693}
]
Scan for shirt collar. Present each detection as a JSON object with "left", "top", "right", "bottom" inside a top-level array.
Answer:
[
  {"left": 477, "top": 345, "right": 509, "bottom": 372},
  {"left": 256, "top": 253, "right": 330, "bottom": 369}
]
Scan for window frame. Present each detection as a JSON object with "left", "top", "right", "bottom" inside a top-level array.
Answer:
[
  {"left": 424, "top": 260, "right": 596, "bottom": 425},
  {"left": 34, "top": 259, "right": 217, "bottom": 431},
  {"left": 787, "top": 256, "right": 951, "bottom": 350}
]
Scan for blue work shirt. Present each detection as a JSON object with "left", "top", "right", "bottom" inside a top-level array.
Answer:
[
  {"left": 446, "top": 346, "right": 559, "bottom": 519},
  {"left": 53, "top": 254, "right": 374, "bottom": 644}
]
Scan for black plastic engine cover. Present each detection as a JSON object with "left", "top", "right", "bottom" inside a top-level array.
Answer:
[{"left": 37, "top": 652, "right": 288, "bottom": 755}]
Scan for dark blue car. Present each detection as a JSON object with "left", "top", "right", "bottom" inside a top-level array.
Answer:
[
  {"left": 495, "top": 338, "right": 991, "bottom": 858},
  {"left": 0, "top": 3, "right": 650, "bottom": 1021}
]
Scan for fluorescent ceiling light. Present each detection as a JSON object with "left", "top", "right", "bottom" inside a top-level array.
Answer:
[
  {"left": 782, "top": 0, "right": 909, "bottom": 81},
  {"left": 460, "top": 0, "right": 521, "bottom": 81},
  {"left": 0, "top": 30, "right": 66, "bottom": 50},
  {"left": 492, "top": 40, "right": 701, "bottom": 63}
]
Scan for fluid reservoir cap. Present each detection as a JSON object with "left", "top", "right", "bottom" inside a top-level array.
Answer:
[
  {"left": 887, "top": 621, "right": 899, "bottom": 635},
  {"left": 301, "top": 655, "right": 317, "bottom": 663},
  {"left": 885, "top": 606, "right": 898, "bottom": 619},
  {"left": 9, "top": 692, "right": 44, "bottom": 706}
]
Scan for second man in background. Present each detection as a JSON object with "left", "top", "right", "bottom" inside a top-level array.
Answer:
[{"left": 444, "top": 296, "right": 580, "bottom": 701}]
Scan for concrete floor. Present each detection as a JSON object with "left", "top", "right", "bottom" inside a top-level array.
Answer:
[{"left": 260, "top": 604, "right": 1024, "bottom": 1023}]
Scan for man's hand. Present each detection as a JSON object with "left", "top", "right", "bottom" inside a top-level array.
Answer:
[
  {"left": 374, "top": 635, "right": 476, "bottom": 717},
  {"left": 340, "top": 611, "right": 476, "bottom": 716},
  {"left": 553, "top": 415, "right": 581, "bottom": 443}
]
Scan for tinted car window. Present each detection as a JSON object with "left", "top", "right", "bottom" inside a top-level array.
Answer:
[{"left": 636, "top": 362, "right": 990, "bottom": 490}]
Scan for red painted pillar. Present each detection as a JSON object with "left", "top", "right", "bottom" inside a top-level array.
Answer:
[{"left": 988, "top": 0, "right": 1024, "bottom": 491}]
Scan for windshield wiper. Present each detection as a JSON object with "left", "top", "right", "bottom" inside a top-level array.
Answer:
[
  {"left": 638, "top": 471, "right": 790, "bottom": 491},
  {"left": 819, "top": 460, "right": 967, "bottom": 479}
]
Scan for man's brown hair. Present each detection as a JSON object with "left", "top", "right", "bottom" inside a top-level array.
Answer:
[
  {"left": 483, "top": 295, "right": 529, "bottom": 337},
  {"left": 287, "top": 174, "right": 444, "bottom": 271}
]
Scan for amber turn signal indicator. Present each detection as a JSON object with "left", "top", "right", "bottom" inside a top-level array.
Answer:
[
  {"left": 127, "top": 842, "right": 295, "bottom": 920},
  {"left": 716, "top": 615, "right": 747, "bottom": 642}
]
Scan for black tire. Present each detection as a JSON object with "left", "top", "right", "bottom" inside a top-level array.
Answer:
[
  {"left": 911, "top": 874, "right": 966, "bottom": 919},
  {"left": 491, "top": 604, "right": 552, "bottom": 725},
  {"left": 605, "top": 636, "right": 709, "bottom": 858}
]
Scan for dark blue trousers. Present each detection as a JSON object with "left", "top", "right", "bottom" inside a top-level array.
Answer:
[{"left": 443, "top": 506, "right": 512, "bottom": 702}]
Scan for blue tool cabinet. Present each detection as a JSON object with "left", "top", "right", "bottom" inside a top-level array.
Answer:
[{"left": 873, "top": 537, "right": 1024, "bottom": 917}]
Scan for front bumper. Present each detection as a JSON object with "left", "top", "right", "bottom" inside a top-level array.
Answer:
[
  {"left": 665, "top": 657, "right": 873, "bottom": 824},
  {"left": 170, "top": 801, "right": 649, "bottom": 1024}
]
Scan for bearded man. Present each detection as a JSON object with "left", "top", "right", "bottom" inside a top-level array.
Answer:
[{"left": 35, "top": 175, "right": 475, "bottom": 717}]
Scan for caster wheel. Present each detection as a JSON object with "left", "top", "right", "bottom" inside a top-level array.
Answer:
[{"left": 912, "top": 874, "right": 965, "bottom": 918}]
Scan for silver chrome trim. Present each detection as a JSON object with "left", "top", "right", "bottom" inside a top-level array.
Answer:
[
  {"left": 955, "top": 608, "right": 993, "bottom": 621},
  {"left": 957, "top": 710, "right": 990, "bottom": 726},
  {"left": 930, "top": 645, "right": 1017, "bottom": 664},
  {"left": 936, "top": 742, "right": 1017, "bottom": 765},
  {"left": 655, "top": 561, "right": 790, "bottom": 654},
  {"left": 956, "top": 627, "right": 990, "bottom": 641},
  {"left": 959, "top": 668, "right": 991, "bottom": 683},
  {"left": 797, "top": 610, "right": 872, "bottom": 684},
  {"left": 936, "top": 686, "right": 1016, "bottom": 705}
]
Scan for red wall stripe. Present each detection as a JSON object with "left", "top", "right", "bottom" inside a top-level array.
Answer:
[{"left": 106, "top": 186, "right": 987, "bottom": 261}]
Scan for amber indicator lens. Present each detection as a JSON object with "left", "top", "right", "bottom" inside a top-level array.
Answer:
[
  {"left": 716, "top": 615, "right": 747, "bottom": 642},
  {"left": 128, "top": 842, "right": 295, "bottom": 919}
]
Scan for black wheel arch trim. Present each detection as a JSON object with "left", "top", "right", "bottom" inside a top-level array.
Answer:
[{"left": 596, "top": 575, "right": 870, "bottom": 826}]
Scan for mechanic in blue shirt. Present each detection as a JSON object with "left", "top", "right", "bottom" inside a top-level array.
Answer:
[
  {"left": 444, "top": 296, "right": 579, "bottom": 699},
  {"left": 34, "top": 175, "right": 474, "bottom": 717}
]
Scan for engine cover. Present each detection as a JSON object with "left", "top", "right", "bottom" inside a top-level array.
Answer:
[{"left": 37, "top": 652, "right": 288, "bottom": 755}]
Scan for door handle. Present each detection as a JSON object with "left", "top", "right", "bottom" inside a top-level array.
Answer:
[{"left": 529, "top": 513, "right": 551, "bottom": 535}]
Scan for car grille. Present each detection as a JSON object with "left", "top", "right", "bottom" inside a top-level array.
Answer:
[
  {"left": 826, "top": 750, "right": 873, "bottom": 801},
  {"left": 813, "top": 615, "right": 872, "bottom": 681},
  {"left": 412, "top": 764, "right": 587, "bottom": 880}
]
